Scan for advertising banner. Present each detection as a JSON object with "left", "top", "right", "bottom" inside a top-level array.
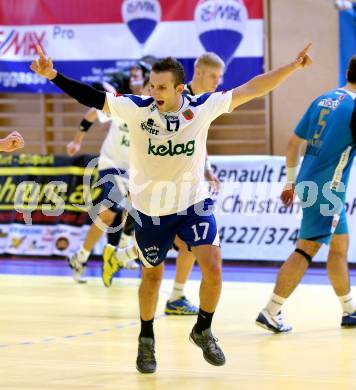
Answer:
[
  {"left": 1, "top": 154, "right": 355, "bottom": 262},
  {"left": 211, "top": 156, "right": 356, "bottom": 262},
  {"left": 0, "top": 0, "right": 263, "bottom": 92},
  {"left": 0, "top": 153, "right": 104, "bottom": 257}
]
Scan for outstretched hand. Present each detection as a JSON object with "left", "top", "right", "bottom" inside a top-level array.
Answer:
[
  {"left": 294, "top": 43, "right": 313, "bottom": 69},
  {"left": 30, "top": 45, "right": 57, "bottom": 80}
]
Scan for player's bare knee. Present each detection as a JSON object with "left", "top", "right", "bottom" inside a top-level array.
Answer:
[
  {"left": 295, "top": 240, "right": 320, "bottom": 264},
  {"left": 141, "top": 267, "right": 163, "bottom": 286},
  {"left": 329, "top": 235, "right": 349, "bottom": 259},
  {"left": 202, "top": 260, "right": 222, "bottom": 283},
  {"left": 328, "top": 248, "right": 347, "bottom": 262},
  {"left": 294, "top": 248, "right": 313, "bottom": 265}
]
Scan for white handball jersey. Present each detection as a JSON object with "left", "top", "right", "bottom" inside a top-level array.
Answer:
[
  {"left": 107, "top": 91, "right": 232, "bottom": 216},
  {"left": 96, "top": 110, "right": 130, "bottom": 172}
]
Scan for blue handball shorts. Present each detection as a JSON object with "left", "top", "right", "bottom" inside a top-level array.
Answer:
[
  {"left": 133, "top": 198, "right": 220, "bottom": 268},
  {"left": 296, "top": 183, "right": 348, "bottom": 244},
  {"left": 299, "top": 206, "right": 348, "bottom": 244},
  {"left": 98, "top": 168, "right": 129, "bottom": 213}
]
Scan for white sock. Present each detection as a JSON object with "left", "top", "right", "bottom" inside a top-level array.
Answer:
[
  {"left": 265, "top": 293, "right": 286, "bottom": 316},
  {"left": 77, "top": 245, "right": 90, "bottom": 264},
  {"left": 169, "top": 282, "right": 185, "bottom": 302},
  {"left": 115, "top": 244, "right": 138, "bottom": 266},
  {"left": 118, "top": 232, "right": 132, "bottom": 248},
  {"left": 338, "top": 293, "right": 356, "bottom": 314}
]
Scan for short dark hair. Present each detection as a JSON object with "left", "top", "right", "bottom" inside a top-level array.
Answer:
[
  {"left": 347, "top": 56, "right": 356, "bottom": 83},
  {"left": 152, "top": 57, "right": 185, "bottom": 86}
]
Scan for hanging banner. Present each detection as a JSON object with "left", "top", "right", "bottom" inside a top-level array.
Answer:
[{"left": 0, "top": 0, "right": 263, "bottom": 92}]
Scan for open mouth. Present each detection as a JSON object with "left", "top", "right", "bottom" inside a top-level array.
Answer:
[{"left": 156, "top": 100, "right": 164, "bottom": 107}]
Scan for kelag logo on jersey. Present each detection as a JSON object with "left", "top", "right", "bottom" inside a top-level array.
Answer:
[
  {"left": 122, "top": 0, "right": 161, "bottom": 46},
  {"left": 194, "top": 0, "right": 248, "bottom": 66},
  {"left": 148, "top": 138, "right": 195, "bottom": 157}
]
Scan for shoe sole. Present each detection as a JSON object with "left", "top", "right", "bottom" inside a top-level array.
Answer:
[
  {"left": 102, "top": 245, "right": 116, "bottom": 288},
  {"left": 189, "top": 334, "right": 225, "bottom": 366},
  {"left": 73, "top": 276, "right": 87, "bottom": 284},
  {"left": 136, "top": 364, "right": 156, "bottom": 374},
  {"left": 255, "top": 320, "right": 280, "bottom": 333},
  {"left": 255, "top": 320, "right": 292, "bottom": 334},
  {"left": 164, "top": 309, "right": 198, "bottom": 316}
]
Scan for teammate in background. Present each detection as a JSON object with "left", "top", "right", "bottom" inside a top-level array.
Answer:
[
  {"left": 66, "top": 72, "right": 147, "bottom": 282},
  {"left": 256, "top": 55, "right": 356, "bottom": 333},
  {"left": 106, "top": 61, "right": 154, "bottom": 248},
  {"left": 0, "top": 131, "right": 24, "bottom": 152},
  {"left": 165, "top": 53, "right": 223, "bottom": 316},
  {"left": 31, "top": 43, "right": 312, "bottom": 373}
]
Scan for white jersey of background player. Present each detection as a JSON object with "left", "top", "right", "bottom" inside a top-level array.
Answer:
[
  {"left": 66, "top": 105, "right": 137, "bottom": 283},
  {"left": 66, "top": 69, "right": 151, "bottom": 283},
  {"left": 96, "top": 110, "right": 129, "bottom": 174}
]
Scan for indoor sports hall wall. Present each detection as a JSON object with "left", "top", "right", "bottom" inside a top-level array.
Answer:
[{"left": 267, "top": 0, "right": 339, "bottom": 155}]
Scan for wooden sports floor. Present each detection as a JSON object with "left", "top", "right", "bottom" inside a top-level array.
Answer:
[{"left": 0, "top": 260, "right": 355, "bottom": 390}]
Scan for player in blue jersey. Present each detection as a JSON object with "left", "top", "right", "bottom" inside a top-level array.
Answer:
[
  {"left": 256, "top": 56, "right": 356, "bottom": 333},
  {"left": 31, "top": 43, "right": 311, "bottom": 373}
]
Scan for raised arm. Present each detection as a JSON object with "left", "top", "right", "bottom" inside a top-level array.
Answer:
[
  {"left": 30, "top": 45, "right": 110, "bottom": 113},
  {"left": 230, "top": 44, "right": 312, "bottom": 111}
]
